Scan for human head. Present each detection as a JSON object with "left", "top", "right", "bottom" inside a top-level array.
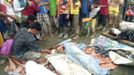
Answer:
[
  {"left": 28, "top": 22, "right": 41, "bottom": 35},
  {"left": 34, "top": 0, "right": 41, "bottom": 4},
  {"left": 28, "top": 15, "right": 37, "bottom": 24},
  {"left": 94, "top": 1, "right": 100, "bottom": 8}
]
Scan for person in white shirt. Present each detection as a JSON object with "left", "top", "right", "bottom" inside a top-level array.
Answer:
[{"left": 86, "top": 1, "right": 100, "bottom": 37}]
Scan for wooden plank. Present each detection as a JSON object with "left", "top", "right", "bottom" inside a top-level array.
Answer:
[{"left": 102, "top": 32, "right": 134, "bottom": 48}]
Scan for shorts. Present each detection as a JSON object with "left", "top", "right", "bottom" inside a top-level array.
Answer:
[
  {"left": 109, "top": 6, "right": 119, "bottom": 16},
  {"left": 59, "top": 14, "right": 69, "bottom": 28}
]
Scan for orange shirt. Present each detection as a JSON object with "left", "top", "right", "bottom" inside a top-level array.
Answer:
[{"left": 57, "top": 0, "right": 70, "bottom": 14}]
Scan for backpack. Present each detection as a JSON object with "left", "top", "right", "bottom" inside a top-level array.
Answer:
[{"left": 0, "top": 39, "right": 14, "bottom": 56}]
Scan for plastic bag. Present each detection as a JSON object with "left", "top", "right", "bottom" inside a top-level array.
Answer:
[
  {"left": 0, "top": 39, "right": 13, "bottom": 56},
  {"left": 119, "top": 21, "right": 134, "bottom": 31}
]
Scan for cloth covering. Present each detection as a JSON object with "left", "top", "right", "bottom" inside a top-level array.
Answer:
[
  {"left": 57, "top": 39, "right": 109, "bottom": 75},
  {"left": 46, "top": 54, "right": 92, "bottom": 75},
  {"left": 25, "top": 61, "right": 57, "bottom": 75}
]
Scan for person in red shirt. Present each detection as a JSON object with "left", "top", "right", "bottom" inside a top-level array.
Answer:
[
  {"left": 22, "top": 0, "right": 40, "bottom": 20},
  {"left": 98, "top": 0, "right": 109, "bottom": 30}
]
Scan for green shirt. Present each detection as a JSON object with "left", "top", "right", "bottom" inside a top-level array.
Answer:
[{"left": 50, "top": 0, "right": 56, "bottom": 16}]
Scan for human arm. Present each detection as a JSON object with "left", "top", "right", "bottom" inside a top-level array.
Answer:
[
  {"left": 39, "top": 2, "right": 50, "bottom": 6},
  {"left": 0, "top": 12, "right": 16, "bottom": 19},
  {"left": 26, "top": 40, "right": 51, "bottom": 54},
  {"left": 13, "top": 0, "right": 25, "bottom": 12},
  {"left": 92, "top": 11, "right": 100, "bottom": 19}
]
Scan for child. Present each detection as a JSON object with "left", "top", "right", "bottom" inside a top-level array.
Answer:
[
  {"left": 37, "top": 0, "right": 53, "bottom": 38},
  {"left": 108, "top": 0, "right": 124, "bottom": 27},
  {"left": 49, "top": 0, "right": 58, "bottom": 34},
  {"left": 98, "top": 0, "right": 109, "bottom": 30},
  {"left": 70, "top": 0, "right": 81, "bottom": 39},
  {"left": 83, "top": 1, "right": 100, "bottom": 37},
  {"left": 57, "top": 0, "right": 70, "bottom": 38},
  {"left": 125, "top": 5, "right": 134, "bottom": 22},
  {"left": 22, "top": 0, "right": 40, "bottom": 20}
]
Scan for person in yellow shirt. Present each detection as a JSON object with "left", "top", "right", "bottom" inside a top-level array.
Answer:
[
  {"left": 108, "top": 0, "right": 124, "bottom": 27},
  {"left": 70, "top": 0, "right": 81, "bottom": 39}
]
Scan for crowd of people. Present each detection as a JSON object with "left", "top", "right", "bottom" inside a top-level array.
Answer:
[{"left": 0, "top": 0, "right": 132, "bottom": 58}]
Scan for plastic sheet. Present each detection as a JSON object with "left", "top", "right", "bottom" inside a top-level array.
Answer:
[
  {"left": 109, "top": 51, "right": 134, "bottom": 65},
  {"left": 91, "top": 35, "right": 134, "bottom": 51},
  {"left": 76, "top": 43, "right": 87, "bottom": 51},
  {"left": 119, "top": 21, "right": 134, "bottom": 31},
  {"left": 46, "top": 54, "right": 91, "bottom": 75},
  {"left": 90, "top": 35, "right": 134, "bottom": 65},
  {"left": 62, "top": 42, "right": 109, "bottom": 75}
]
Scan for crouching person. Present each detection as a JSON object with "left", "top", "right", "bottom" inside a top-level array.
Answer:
[{"left": 11, "top": 22, "right": 50, "bottom": 59}]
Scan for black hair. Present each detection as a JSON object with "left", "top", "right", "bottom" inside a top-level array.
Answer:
[
  {"left": 73, "top": 0, "right": 78, "bottom": 4},
  {"left": 94, "top": 1, "right": 100, "bottom": 5},
  {"left": 28, "top": 15, "right": 36, "bottom": 21},
  {"left": 62, "top": 0, "right": 68, "bottom": 5},
  {"left": 30, "top": 22, "right": 41, "bottom": 31}
]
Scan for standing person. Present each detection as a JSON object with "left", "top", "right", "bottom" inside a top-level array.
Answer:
[
  {"left": 88, "top": 1, "right": 100, "bottom": 37},
  {"left": 108, "top": 0, "right": 124, "bottom": 27},
  {"left": 70, "top": 0, "right": 81, "bottom": 39},
  {"left": 37, "top": 0, "right": 53, "bottom": 38},
  {"left": 0, "top": 0, "right": 18, "bottom": 39},
  {"left": 0, "top": 2, "right": 16, "bottom": 47},
  {"left": 57, "top": 0, "right": 70, "bottom": 38},
  {"left": 13, "top": 0, "right": 26, "bottom": 23},
  {"left": 80, "top": 0, "right": 93, "bottom": 36},
  {"left": 122, "top": 0, "right": 128, "bottom": 20},
  {"left": 125, "top": 5, "right": 134, "bottom": 22},
  {"left": 98, "top": 0, "right": 109, "bottom": 30},
  {"left": 22, "top": 0, "right": 40, "bottom": 21},
  {"left": 49, "top": 0, "right": 58, "bottom": 34},
  {"left": 80, "top": 0, "right": 90, "bottom": 19}
]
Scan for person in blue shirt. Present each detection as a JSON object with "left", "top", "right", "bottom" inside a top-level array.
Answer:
[{"left": 37, "top": 0, "right": 53, "bottom": 39}]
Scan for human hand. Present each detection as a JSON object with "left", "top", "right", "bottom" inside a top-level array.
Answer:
[
  {"left": 8, "top": 15, "right": 16, "bottom": 20},
  {"left": 40, "top": 49, "right": 51, "bottom": 54}
]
